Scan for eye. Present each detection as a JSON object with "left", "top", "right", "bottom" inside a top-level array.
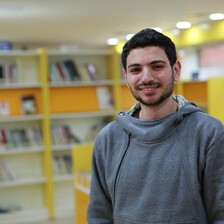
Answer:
[
  {"left": 152, "top": 63, "right": 165, "bottom": 71},
  {"left": 129, "top": 66, "right": 141, "bottom": 74}
]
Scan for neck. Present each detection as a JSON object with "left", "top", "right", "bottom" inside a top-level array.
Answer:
[{"left": 139, "top": 97, "right": 178, "bottom": 120}]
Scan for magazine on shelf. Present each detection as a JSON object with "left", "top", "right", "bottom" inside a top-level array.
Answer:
[{"left": 21, "top": 95, "right": 37, "bottom": 115}]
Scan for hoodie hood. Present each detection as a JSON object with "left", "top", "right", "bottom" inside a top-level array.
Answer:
[{"left": 116, "top": 95, "right": 203, "bottom": 143}]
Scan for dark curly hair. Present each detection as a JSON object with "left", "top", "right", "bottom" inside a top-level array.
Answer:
[{"left": 121, "top": 28, "right": 177, "bottom": 70}]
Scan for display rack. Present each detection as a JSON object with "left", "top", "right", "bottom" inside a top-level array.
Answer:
[
  {"left": 47, "top": 49, "right": 117, "bottom": 219},
  {"left": 0, "top": 49, "right": 52, "bottom": 224}
]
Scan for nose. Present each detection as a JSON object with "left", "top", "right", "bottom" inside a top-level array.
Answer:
[{"left": 141, "top": 67, "right": 153, "bottom": 83}]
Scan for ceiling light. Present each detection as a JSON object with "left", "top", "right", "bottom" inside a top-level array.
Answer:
[
  {"left": 176, "top": 21, "right": 191, "bottom": 29},
  {"left": 107, "top": 38, "right": 119, "bottom": 46},
  {"left": 209, "top": 13, "right": 224, "bottom": 20},
  {"left": 126, "top": 34, "right": 134, "bottom": 41}
]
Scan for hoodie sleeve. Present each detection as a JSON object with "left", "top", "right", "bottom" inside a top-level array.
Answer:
[
  {"left": 203, "top": 129, "right": 224, "bottom": 222},
  {"left": 87, "top": 135, "right": 113, "bottom": 224}
]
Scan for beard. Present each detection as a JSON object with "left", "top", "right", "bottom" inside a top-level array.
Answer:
[{"left": 128, "top": 73, "right": 175, "bottom": 107}]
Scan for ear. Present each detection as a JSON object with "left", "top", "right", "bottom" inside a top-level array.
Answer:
[
  {"left": 122, "top": 68, "right": 130, "bottom": 89},
  {"left": 173, "top": 61, "right": 181, "bottom": 83},
  {"left": 122, "top": 68, "right": 127, "bottom": 79}
]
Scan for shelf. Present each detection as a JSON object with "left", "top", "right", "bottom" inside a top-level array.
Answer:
[
  {"left": 51, "top": 110, "right": 115, "bottom": 120},
  {"left": 0, "top": 146, "right": 45, "bottom": 155},
  {"left": 0, "top": 177, "right": 47, "bottom": 188},
  {"left": 0, "top": 208, "right": 49, "bottom": 224},
  {"left": 75, "top": 184, "right": 90, "bottom": 195},
  {"left": 0, "top": 83, "right": 42, "bottom": 89},
  {"left": 54, "top": 205, "right": 74, "bottom": 219},
  {"left": 0, "top": 50, "right": 41, "bottom": 57},
  {"left": 49, "top": 79, "right": 114, "bottom": 87},
  {"left": 54, "top": 174, "right": 73, "bottom": 182},
  {"left": 52, "top": 144, "right": 75, "bottom": 151},
  {"left": 0, "top": 114, "right": 43, "bottom": 122}
]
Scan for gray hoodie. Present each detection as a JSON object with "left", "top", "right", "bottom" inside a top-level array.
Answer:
[{"left": 87, "top": 97, "right": 224, "bottom": 224}]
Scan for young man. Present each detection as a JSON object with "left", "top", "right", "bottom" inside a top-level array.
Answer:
[{"left": 87, "top": 28, "right": 224, "bottom": 223}]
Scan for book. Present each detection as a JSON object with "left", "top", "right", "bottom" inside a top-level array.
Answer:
[
  {"left": 0, "top": 101, "right": 10, "bottom": 116},
  {"left": 21, "top": 95, "right": 37, "bottom": 115},
  {"left": 96, "top": 87, "right": 113, "bottom": 110},
  {"left": 51, "top": 124, "right": 81, "bottom": 145},
  {"left": 53, "top": 155, "right": 68, "bottom": 175},
  {"left": 85, "top": 63, "right": 98, "bottom": 80},
  {"left": 49, "top": 63, "right": 61, "bottom": 82},
  {"left": 63, "top": 154, "right": 72, "bottom": 174},
  {"left": 78, "top": 64, "right": 91, "bottom": 81},
  {"left": 63, "top": 59, "right": 81, "bottom": 81}
]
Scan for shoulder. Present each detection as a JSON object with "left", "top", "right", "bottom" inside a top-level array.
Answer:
[{"left": 194, "top": 112, "right": 223, "bottom": 132}]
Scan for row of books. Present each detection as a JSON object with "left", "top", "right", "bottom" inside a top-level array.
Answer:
[
  {"left": 0, "top": 127, "right": 43, "bottom": 150},
  {"left": 51, "top": 124, "right": 81, "bottom": 145},
  {"left": 53, "top": 154, "right": 72, "bottom": 175},
  {"left": 0, "top": 63, "right": 18, "bottom": 84},
  {"left": 0, "top": 204, "right": 22, "bottom": 214},
  {"left": 48, "top": 59, "right": 98, "bottom": 82},
  {"left": 0, "top": 120, "right": 109, "bottom": 151}
]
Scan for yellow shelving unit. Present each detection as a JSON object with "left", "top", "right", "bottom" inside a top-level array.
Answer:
[
  {"left": 207, "top": 77, "right": 224, "bottom": 123},
  {"left": 0, "top": 49, "right": 53, "bottom": 224},
  {"left": 47, "top": 49, "right": 118, "bottom": 219},
  {"left": 175, "top": 78, "right": 224, "bottom": 123},
  {"left": 72, "top": 144, "right": 93, "bottom": 224}
]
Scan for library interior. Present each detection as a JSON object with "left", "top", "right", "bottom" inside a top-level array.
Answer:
[{"left": 0, "top": 0, "right": 224, "bottom": 224}]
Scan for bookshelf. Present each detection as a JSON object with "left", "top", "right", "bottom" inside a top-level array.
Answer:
[
  {"left": 175, "top": 78, "right": 224, "bottom": 123},
  {"left": 47, "top": 49, "right": 117, "bottom": 219},
  {"left": 0, "top": 49, "right": 52, "bottom": 224},
  {"left": 174, "top": 81, "right": 208, "bottom": 111},
  {"left": 0, "top": 48, "right": 119, "bottom": 223}
]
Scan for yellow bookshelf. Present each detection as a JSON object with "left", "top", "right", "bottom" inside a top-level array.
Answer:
[
  {"left": 175, "top": 78, "right": 224, "bottom": 123},
  {"left": 207, "top": 77, "right": 224, "bottom": 123},
  {"left": 47, "top": 49, "right": 117, "bottom": 219},
  {"left": 0, "top": 49, "right": 53, "bottom": 224},
  {"left": 175, "top": 81, "right": 208, "bottom": 111}
]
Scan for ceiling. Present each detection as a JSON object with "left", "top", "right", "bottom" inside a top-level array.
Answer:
[{"left": 0, "top": 0, "right": 224, "bottom": 50}]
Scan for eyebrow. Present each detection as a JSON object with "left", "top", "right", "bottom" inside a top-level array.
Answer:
[{"left": 127, "top": 60, "right": 166, "bottom": 69}]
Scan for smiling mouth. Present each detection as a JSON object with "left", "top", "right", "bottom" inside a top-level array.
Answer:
[{"left": 138, "top": 83, "right": 161, "bottom": 90}]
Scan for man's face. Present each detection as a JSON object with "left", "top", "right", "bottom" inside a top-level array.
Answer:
[{"left": 123, "top": 46, "right": 180, "bottom": 107}]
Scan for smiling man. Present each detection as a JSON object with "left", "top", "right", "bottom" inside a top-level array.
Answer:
[{"left": 87, "top": 28, "right": 224, "bottom": 224}]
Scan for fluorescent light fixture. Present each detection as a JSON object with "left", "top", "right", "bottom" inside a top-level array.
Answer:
[
  {"left": 126, "top": 34, "right": 134, "bottom": 41},
  {"left": 176, "top": 21, "right": 191, "bottom": 29},
  {"left": 107, "top": 38, "right": 119, "bottom": 45},
  {"left": 152, "top": 27, "right": 163, "bottom": 33},
  {"left": 209, "top": 13, "right": 224, "bottom": 20}
]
